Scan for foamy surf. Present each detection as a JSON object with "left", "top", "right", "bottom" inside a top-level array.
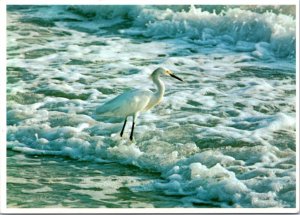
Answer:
[{"left": 7, "top": 5, "right": 296, "bottom": 208}]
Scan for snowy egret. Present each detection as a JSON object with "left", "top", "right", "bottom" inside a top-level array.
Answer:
[{"left": 96, "top": 67, "right": 183, "bottom": 141}]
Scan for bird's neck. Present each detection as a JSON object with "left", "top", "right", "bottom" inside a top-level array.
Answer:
[
  {"left": 152, "top": 75, "right": 165, "bottom": 100},
  {"left": 142, "top": 75, "right": 165, "bottom": 111}
]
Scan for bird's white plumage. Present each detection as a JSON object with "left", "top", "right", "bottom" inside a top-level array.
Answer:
[
  {"left": 95, "top": 67, "right": 183, "bottom": 140},
  {"left": 96, "top": 88, "right": 152, "bottom": 117}
]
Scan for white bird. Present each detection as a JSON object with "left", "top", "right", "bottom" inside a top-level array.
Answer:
[{"left": 95, "top": 67, "right": 183, "bottom": 141}]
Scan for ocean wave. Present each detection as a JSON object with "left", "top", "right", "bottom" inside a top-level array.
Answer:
[{"left": 66, "top": 5, "right": 296, "bottom": 58}]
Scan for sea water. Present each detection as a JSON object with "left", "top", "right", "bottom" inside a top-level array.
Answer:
[{"left": 6, "top": 5, "right": 296, "bottom": 208}]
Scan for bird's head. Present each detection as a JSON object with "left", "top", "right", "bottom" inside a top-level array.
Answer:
[{"left": 151, "top": 67, "right": 183, "bottom": 81}]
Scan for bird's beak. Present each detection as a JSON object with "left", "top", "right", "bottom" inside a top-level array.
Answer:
[{"left": 170, "top": 73, "right": 183, "bottom": 82}]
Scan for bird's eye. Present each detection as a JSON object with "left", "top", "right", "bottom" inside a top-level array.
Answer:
[{"left": 165, "top": 70, "right": 172, "bottom": 75}]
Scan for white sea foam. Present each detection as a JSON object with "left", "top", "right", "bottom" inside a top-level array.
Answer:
[{"left": 65, "top": 5, "right": 296, "bottom": 58}]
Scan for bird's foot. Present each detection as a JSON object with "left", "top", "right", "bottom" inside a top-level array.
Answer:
[{"left": 129, "top": 136, "right": 135, "bottom": 143}]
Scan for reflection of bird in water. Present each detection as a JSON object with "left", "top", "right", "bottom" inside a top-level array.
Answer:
[{"left": 96, "top": 67, "right": 183, "bottom": 141}]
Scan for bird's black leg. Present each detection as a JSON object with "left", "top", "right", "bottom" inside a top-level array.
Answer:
[
  {"left": 130, "top": 121, "right": 135, "bottom": 141},
  {"left": 120, "top": 117, "right": 127, "bottom": 137}
]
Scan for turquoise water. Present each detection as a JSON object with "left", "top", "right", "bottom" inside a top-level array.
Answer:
[
  {"left": 7, "top": 5, "right": 296, "bottom": 208},
  {"left": 7, "top": 150, "right": 188, "bottom": 208}
]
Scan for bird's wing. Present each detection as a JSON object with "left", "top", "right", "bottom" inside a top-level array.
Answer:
[{"left": 96, "top": 89, "right": 153, "bottom": 117}]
